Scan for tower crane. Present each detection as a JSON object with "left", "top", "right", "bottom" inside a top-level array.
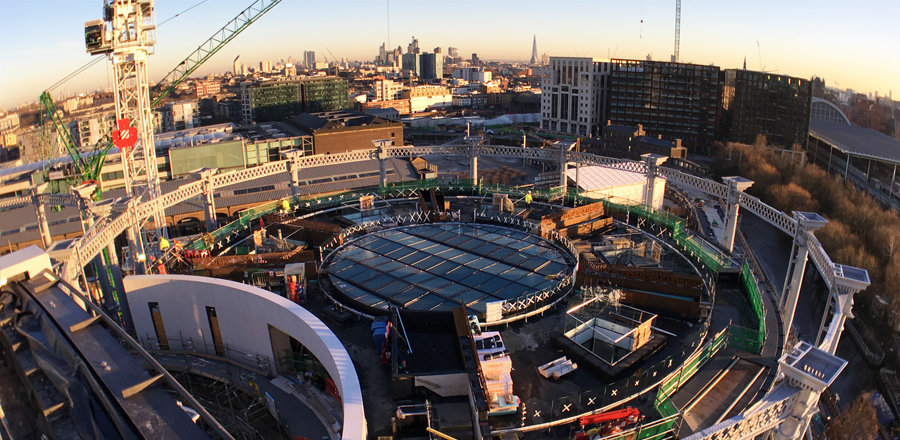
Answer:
[
  {"left": 673, "top": 0, "right": 681, "bottom": 63},
  {"left": 73, "top": 0, "right": 281, "bottom": 269}
]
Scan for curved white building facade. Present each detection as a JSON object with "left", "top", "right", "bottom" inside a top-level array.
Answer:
[{"left": 123, "top": 275, "right": 365, "bottom": 440}]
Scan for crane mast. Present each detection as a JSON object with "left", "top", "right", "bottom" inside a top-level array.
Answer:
[
  {"left": 88, "top": 0, "right": 166, "bottom": 268},
  {"left": 673, "top": 0, "right": 681, "bottom": 63}
]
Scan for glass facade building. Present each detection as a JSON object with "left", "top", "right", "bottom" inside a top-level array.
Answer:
[
  {"left": 241, "top": 77, "right": 349, "bottom": 124},
  {"left": 607, "top": 60, "right": 721, "bottom": 155},
  {"left": 720, "top": 70, "right": 812, "bottom": 148}
]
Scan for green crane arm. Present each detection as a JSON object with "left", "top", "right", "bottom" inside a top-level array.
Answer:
[
  {"left": 151, "top": 0, "right": 282, "bottom": 106},
  {"left": 39, "top": 91, "right": 91, "bottom": 182},
  {"left": 37, "top": 0, "right": 282, "bottom": 195}
]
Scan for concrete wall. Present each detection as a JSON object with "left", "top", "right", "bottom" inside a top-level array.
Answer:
[{"left": 123, "top": 274, "right": 365, "bottom": 440}]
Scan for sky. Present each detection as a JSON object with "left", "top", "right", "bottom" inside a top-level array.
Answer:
[{"left": 1, "top": 0, "right": 898, "bottom": 110}]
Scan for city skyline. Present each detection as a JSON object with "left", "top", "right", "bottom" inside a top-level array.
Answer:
[{"left": 1, "top": 0, "right": 899, "bottom": 110}]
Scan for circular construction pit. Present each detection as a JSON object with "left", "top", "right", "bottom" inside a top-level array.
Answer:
[{"left": 322, "top": 222, "right": 576, "bottom": 316}]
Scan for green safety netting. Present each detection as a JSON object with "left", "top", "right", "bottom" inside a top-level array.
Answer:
[
  {"left": 730, "top": 262, "right": 766, "bottom": 354},
  {"left": 654, "top": 329, "right": 728, "bottom": 414}
]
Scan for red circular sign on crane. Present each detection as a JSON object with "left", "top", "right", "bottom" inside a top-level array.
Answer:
[{"left": 112, "top": 118, "right": 138, "bottom": 152}]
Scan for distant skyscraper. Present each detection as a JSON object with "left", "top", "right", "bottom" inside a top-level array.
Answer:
[
  {"left": 378, "top": 43, "right": 387, "bottom": 64},
  {"left": 303, "top": 51, "right": 316, "bottom": 69},
  {"left": 233, "top": 55, "right": 241, "bottom": 75},
  {"left": 408, "top": 36, "right": 420, "bottom": 55},
  {"left": 471, "top": 53, "right": 479, "bottom": 66},
  {"left": 531, "top": 36, "right": 538, "bottom": 65},
  {"left": 448, "top": 47, "right": 459, "bottom": 60},
  {"left": 419, "top": 52, "right": 443, "bottom": 81},
  {"left": 402, "top": 53, "right": 420, "bottom": 76}
]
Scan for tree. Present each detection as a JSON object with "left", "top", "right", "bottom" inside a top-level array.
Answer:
[
  {"left": 767, "top": 183, "right": 819, "bottom": 213},
  {"left": 820, "top": 394, "right": 878, "bottom": 440}
]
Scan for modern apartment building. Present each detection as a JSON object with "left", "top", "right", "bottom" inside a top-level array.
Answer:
[
  {"left": 607, "top": 59, "right": 721, "bottom": 155},
  {"left": 241, "top": 77, "right": 349, "bottom": 124},
  {"left": 372, "top": 78, "right": 404, "bottom": 101},
  {"left": 720, "top": 69, "right": 812, "bottom": 148},
  {"left": 540, "top": 57, "right": 610, "bottom": 137}
]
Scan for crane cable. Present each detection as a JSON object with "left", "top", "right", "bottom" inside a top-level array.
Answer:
[{"left": 45, "top": 0, "right": 212, "bottom": 93}]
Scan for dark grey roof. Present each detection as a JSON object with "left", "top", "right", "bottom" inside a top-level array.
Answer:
[
  {"left": 809, "top": 119, "right": 900, "bottom": 164},
  {"left": 636, "top": 136, "right": 675, "bottom": 148},
  {"left": 289, "top": 111, "right": 396, "bottom": 134},
  {"left": 603, "top": 125, "right": 637, "bottom": 134}
]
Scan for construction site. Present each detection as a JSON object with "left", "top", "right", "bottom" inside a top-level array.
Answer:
[{"left": 0, "top": 1, "right": 879, "bottom": 440}]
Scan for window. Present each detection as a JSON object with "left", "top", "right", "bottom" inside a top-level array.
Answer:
[
  {"left": 206, "top": 306, "right": 225, "bottom": 356},
  {"left": 149, "top": 302, "right": 169, "bottom": 350}
]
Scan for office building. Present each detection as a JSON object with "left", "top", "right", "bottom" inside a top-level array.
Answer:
[
  {"left": 303, "top": 51, "right": 316, "bottom": 70},
  {"left": 419, "top": 52, "right": 443, "bottom": 81},
  {"left": 401, "top": 53, "right": 420, "bottom": 77},
  {"left": 241, "top": 76, "right": 349, "bottom": 124},
  {"left": 233, "top": 55, "right": 241, "bottom": 76},
  {"left": 720, "top": 69, "right": 812, "bottom": 148},
  {"left": 540, "top": 57, "right": 610, "bottom": 137},
  {"left": 607, "top": 59, "right": 721, "bottom": 155},
  {"left": 407, "top": 36, "right": 420, "bottom": 55},
  {"left": 531, "top": 35, "right": 538, "bottom": 65},
  {"left": 471, "top": 53, "right": 480, "bottom": 66}
]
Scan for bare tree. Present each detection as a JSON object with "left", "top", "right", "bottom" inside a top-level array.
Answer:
[{"left": 820, "top": 394, "right": 879, "bottom": 440}]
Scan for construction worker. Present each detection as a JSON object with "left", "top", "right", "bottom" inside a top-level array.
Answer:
[
  {"left": 159, "top": 237, "right": 170, "bottom": 251},
  {"left": 525, "top": 190, "right": 533, "bottom": 206},
  {"left": 281, "top": 199, "right": 290, "bottom": 214}
]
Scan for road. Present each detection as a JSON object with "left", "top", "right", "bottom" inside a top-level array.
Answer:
[{"left": 739, "top": 212, "right": 874, "bottom": 409}]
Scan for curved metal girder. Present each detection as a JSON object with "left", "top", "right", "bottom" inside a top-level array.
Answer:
[{"left": 57, "top": 144, "right": 834, "bottom": 294}]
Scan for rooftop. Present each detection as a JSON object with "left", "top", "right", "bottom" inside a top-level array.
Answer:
[
  {"left": 809, "top": 118, "right": 900, "bottom": 164},
  {"left": 289, "top": 110, "right": 398, "bottom": 134}
]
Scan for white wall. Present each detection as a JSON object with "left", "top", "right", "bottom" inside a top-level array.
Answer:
[
  {"left": 583, "top": 178, "right": 666, "bottom": 210},
  {"left": 123, "top": 274, "right": 365, "bottom": 440}
]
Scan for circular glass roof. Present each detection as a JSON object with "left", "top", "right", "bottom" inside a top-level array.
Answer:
[{"left": 323, "top": 223, "right": 576, "bottom": 314}]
